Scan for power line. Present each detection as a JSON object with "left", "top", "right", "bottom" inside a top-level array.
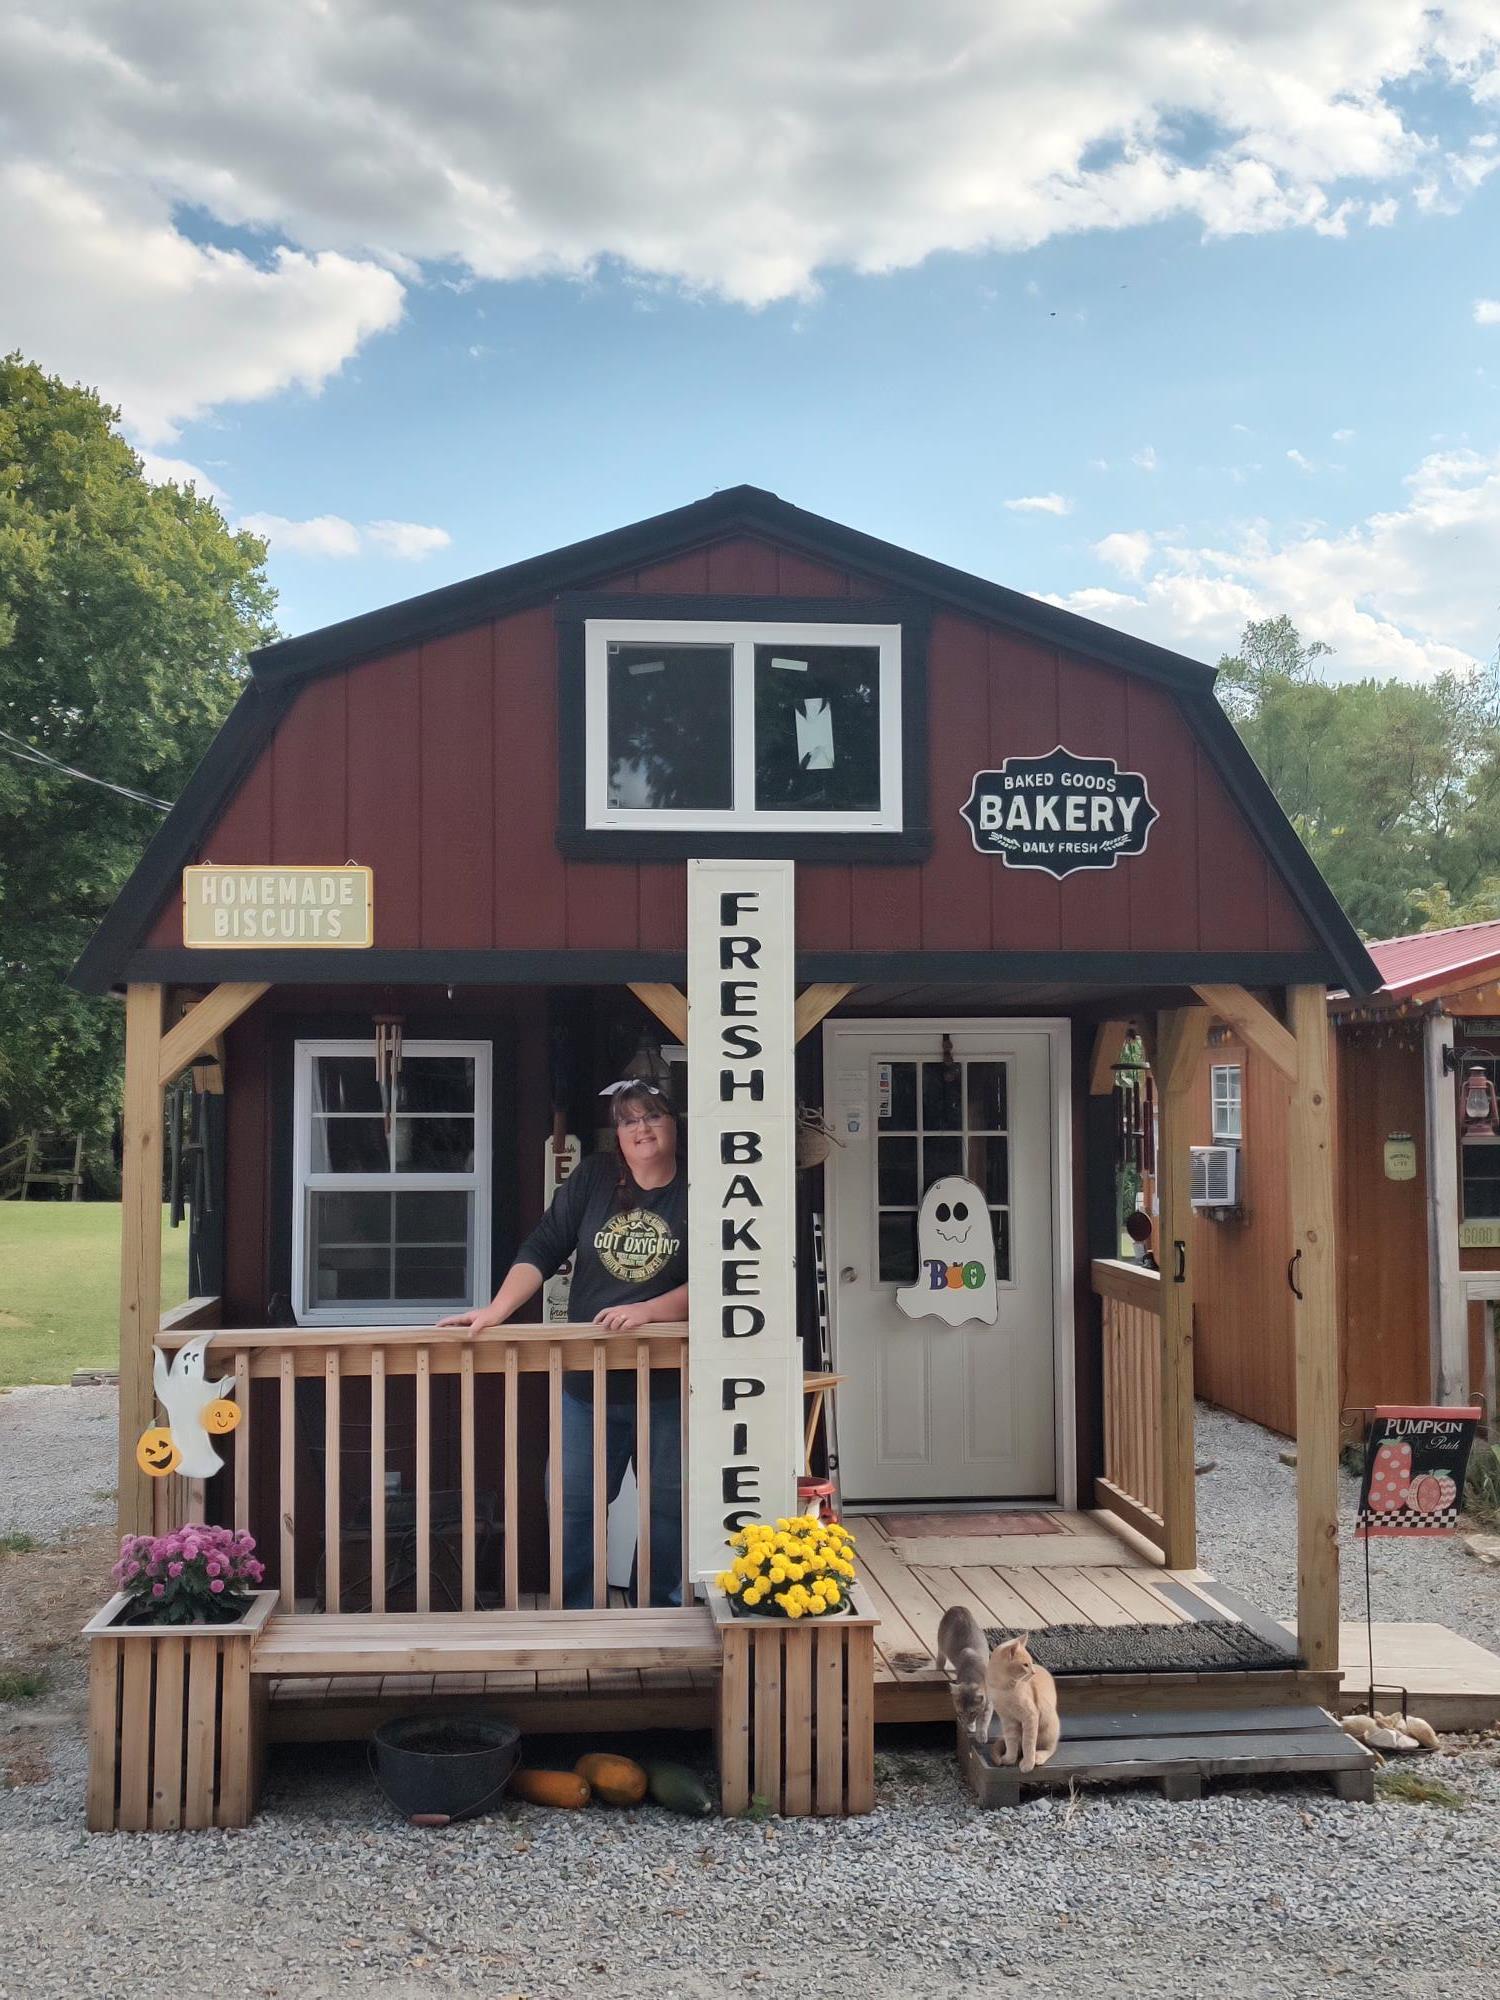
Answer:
[{"left": 0, "top": 728, "right": 172, "bottom": 812}]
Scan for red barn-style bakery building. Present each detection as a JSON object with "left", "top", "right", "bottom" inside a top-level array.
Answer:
[{"left": 76, "top": 488, "right": 1379, "bottom": 1821}]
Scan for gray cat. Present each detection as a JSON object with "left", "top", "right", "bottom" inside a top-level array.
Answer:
[{"left": 936, "top": 1604, "right": 992, "bottom": 1741}]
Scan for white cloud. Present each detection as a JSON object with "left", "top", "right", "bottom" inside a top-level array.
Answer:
[
  {"left": 1049, "top": 445, "right": 1500, "bottom": 677},
  {"left": 1287, "top": 447, "right": 1317, "bottom": 472},
  {"left": 1005, "top": 493, "right": 1072, "bottom": 516},
  {"left": 1, "top": 2, "right": 1497, "bottom": 435},
  {"left": 0, "top": 161, "right": 404, "bottom": 443},
  {"left": 135, "top": 452, "right": 226, "bottom": 501},
  {"left": 366, "top": 519, "right": 454, "bottom": 560},
  {"left": 1093, "top": 530, "right": 1154, "bottom": 578},
  {"left": 1368, "top": 196, "right": 1399, "bottom": 224},
  {"left": 238, "top": 512, "right": 450, "bottom": 561},
  {"left": 1133, "top": 445, "right": 1160, "bottom": 472},
  {"left": 1477, "top": 299, "right": 1500, "bottom": 324},
  {"left": 1332, "top": 428, "right": 1356, "bottom": 442}
]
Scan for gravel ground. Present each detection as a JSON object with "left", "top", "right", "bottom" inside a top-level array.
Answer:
[
  {"left": 1194, "top": 1403, "right": 1500, "bottom": 1657},
  {"left": 0, "top": 1382, "right": 117, "bottom": 1541},
  {"left": 2, "top": 1388, "right": 1498, "bottom": 2000}
]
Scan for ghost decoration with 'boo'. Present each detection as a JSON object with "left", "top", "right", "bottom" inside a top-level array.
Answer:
[{"left": 896, "top": 1175, "right": 1000, "bottom": 1327}]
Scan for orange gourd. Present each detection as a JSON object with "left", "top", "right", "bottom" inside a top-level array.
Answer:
[
  {"left": 574, "top": 1752, "right": 648, "bottom": 1806},
  {"left": 511, "top": 1767, "right": 592, "bottom": 1809}
]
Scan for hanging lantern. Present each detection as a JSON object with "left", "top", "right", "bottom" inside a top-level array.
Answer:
[
  {"left": 374, "top": 1015, "right": 405, "bottom": 1139},
  {"left": 1461, "top": 1065, "right": 1499, "bottom": 1140}
]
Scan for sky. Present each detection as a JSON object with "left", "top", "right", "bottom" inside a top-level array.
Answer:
[{"left": 4, "top": 1, "right": 1500, "bottom": 679}]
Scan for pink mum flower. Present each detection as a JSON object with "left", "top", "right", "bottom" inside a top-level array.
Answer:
[{"left": 209, "top": 1579, "right": 225, "bottom": 1594}]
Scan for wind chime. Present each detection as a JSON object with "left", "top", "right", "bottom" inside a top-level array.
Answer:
[{"left": 374, "top": 1013, "right": 404, "bottom": 1144}]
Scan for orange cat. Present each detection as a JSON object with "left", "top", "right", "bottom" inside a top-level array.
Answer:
[{"left": 987, "top": 1635, "right": 1060, "bottom": 1772}]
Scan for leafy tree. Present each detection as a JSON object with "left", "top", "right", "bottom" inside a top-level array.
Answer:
[
  {"left": 0, "top": 355, "right": 276, "bottom": 1151},
  {"left": 1216, "top": 617, "right": 1500, "bottom": 940}
]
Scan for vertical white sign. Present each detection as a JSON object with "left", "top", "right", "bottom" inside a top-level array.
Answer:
[{"left": 687, "top": 858, "right": 799, "bottom": 1580}]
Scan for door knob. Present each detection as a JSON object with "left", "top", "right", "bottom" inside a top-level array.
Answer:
[{"left": 839, "top": 1266, "right": 858, "bottom": 1284}]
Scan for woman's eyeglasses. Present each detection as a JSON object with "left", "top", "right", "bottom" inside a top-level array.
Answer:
[{"left": 617, "top": 1112, "right": 667, "bottom": 1131}]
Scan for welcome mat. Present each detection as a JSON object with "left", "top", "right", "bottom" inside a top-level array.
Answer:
[
  {"left": 982, "top": 1620, "right": 1300, "bottom": 1676},
  {"left": 875, "top": 1512, "right": 1061, "bottom": 1538}
]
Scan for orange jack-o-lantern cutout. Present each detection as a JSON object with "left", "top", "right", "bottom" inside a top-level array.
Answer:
[
  {"left": 136, "top": 1427, "right": 181, "bottom": 1477},
  {"left": 201, "top": 1398, "right": 241, "bottom": 1436}
]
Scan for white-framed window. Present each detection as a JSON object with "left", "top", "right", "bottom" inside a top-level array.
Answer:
[
  {"left": 291, "top": 1039, "right": 491, "bottom": 1325},
  {"left": 1210, "top": 1063, "right": 1243, "bottom": 1142},
  {"left": 583, "top": 618, "right": 903, "bottom": 833}
]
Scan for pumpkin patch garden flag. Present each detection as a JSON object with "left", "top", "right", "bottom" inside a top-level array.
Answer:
[{"left": 1356, "top": 1406, "right": 1481, "bottom": 1538}]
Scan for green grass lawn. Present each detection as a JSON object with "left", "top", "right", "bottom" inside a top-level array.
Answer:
[{"left": 0, "top": 1204, "right": 188, "bottom": 1387}]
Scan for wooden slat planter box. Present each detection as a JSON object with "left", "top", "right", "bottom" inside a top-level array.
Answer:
[
  {"left": 706, "top": 1588, "right": 877, "bottom": 1818},
  {"left": 83, "top": 1591, "right": 277, "bottom": 1832}
]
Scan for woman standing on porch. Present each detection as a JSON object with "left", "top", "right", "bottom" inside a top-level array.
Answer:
[{"left": 438, "top": 1081, "right": 687, "bottom": 1608}]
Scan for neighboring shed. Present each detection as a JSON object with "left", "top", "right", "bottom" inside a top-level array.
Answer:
[{"left": 1180, "top": 921, "right": 1500, "bottom": 1436}]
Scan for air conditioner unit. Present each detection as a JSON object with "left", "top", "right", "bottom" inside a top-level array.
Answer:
[{"left": 1190, "top": 1144, "right": 1239, "bottom": 1208}]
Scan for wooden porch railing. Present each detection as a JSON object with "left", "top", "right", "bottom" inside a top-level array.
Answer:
[
  {"left": 1091, "top": 1260, "right": 1194, "bottom": 1567},
  {"left": 157, "top": 1324, "right": 688, "bottom": 1615}
]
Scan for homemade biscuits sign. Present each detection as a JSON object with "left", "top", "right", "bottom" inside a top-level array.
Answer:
[{"left": 183, "top": 864, "right": 373, "bottom": 947}]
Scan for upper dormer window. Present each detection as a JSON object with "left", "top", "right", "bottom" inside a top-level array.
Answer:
[{"left": 584, "top": 618, "right": 903, "bottom": 833}]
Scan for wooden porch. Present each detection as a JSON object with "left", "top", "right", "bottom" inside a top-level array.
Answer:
[{"left": 857, "top": 1511, "right": 1335, "bottom": 1720}]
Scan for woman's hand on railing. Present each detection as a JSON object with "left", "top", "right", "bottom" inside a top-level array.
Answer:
[
  {"left": 436, "top": 1308, "right": 498, "bottom": 1336},
  {"left": 592, "top": 1301, "right": 661, "bottom": 1333}
]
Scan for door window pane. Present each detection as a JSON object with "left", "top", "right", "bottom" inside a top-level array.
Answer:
[
  {"left": 921, "top": 1062, "right": 962, "bottom": 1131},
  {"left": 966, "top": 1062, "right": 1008, "bottom": 1132},
  {"left": 878, "top": 1212, "right": 918, "bottom": 1284},
  {"left": 969, "top": 1135, "right": 1010, "bottom": 1206},
  {"left": 753, "top": 644, "right": 881, "bottom": 811},
  {"left": 883, "top": 1061, "right": 917, "bottom": 1129},
  {"left": 607, "top": 642, "right": 732, "bottom": 810},
  {"left": 877, "top": 1136, "right": 918, "bottom": 1207},
  {"left": 923, "top": 1136, "right": 963, "bottom": 1185},
  {"left": 990, "top": 1210, "right": 1011, "bottom": 1283}
]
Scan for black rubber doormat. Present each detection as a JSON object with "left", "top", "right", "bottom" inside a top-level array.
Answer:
[{"left": 983, "top": 1621, "right": 1300, "bottom": 1675}]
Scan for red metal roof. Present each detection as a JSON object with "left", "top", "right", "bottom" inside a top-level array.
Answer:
[{"left": 1358, "top": 919, "right": 1500, "bottom": 1003}]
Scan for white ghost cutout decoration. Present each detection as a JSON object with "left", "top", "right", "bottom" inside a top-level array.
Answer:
[
  {"left": 896, "top": 1176, "right": 999, "bottom": 1326},
  {"left": 152, "top": 1336, "right": 236, "bottom": 1479}
]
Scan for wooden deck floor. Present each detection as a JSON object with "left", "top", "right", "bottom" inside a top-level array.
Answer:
[{"left": 855, "top": 1510, "right": 1332, "bottom": 1721}]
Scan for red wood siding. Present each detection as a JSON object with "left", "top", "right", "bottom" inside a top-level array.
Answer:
[{"left": 145, "top": 532, "right": 1321, "bottom": 958}]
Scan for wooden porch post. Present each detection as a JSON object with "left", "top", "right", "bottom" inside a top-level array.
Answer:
[
  {"left": 1422, "top": 1015, "right": 1466, "bottom": 1405},
  {"left": 1153, "top": 1006, "right": 1205, "bottom": 1570},
  {"left": 1288, "top": 984, "right": 1339, "bottom": 1673},
  {"left": 118, "top": 983, "right": 166, "bottom": 1537}
]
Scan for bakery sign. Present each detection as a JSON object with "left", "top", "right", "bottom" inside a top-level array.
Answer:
[
  {"left": 960, "top": 748, "right": 1158, "bottom": 878},
  {"left": 182, "top": 865, "right": 373, "bottom": 947}
]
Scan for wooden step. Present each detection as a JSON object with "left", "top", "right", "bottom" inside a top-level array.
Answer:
[{"left": 957, "top": 1704, "right": 1376, "bottom": 1806}]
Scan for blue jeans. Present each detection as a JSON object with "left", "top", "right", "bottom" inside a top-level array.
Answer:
[{"left": 558, "top": 1381, "right": 683, "bottom": 1608}]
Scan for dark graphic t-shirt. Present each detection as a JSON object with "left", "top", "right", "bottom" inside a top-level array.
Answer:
[{"left": 515, "top": 1152, "right": 688, "bottom": 1328}]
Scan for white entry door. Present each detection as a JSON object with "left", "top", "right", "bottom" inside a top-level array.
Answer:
[{"left": 825, "top": 1021, "right": 1064, "bottom": 1503}]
